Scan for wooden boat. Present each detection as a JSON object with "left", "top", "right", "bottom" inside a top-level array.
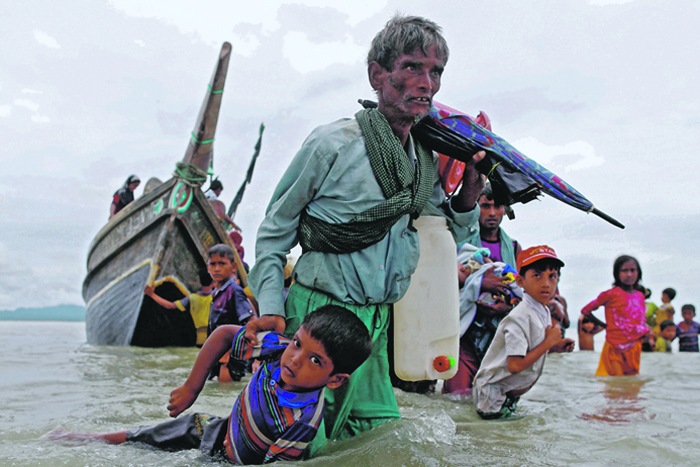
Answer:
[{"left": 83, "top": 43, "right": 247, "bottom": 347}]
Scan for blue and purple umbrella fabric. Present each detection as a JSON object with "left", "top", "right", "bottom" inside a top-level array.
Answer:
[{"left": 413, "top": 101, "right": 624, "bottom": 229}]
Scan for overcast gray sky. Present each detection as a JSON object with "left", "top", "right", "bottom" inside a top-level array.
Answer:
[{"left": 1, "top": 0, "right": 698, "bottom": 322}]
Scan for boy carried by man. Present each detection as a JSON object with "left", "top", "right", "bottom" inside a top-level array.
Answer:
[
  {"left": 48, "top": 305, "right": 372, "bottom": 465},
  {"left": 472, "top": 245, "right": 574, "bottom": 419}
]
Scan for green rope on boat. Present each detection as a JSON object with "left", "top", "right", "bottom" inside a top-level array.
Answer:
[
  {"left": 207, "top": 84, "right": 224, "bottom": 94},
  {"left": 174, "top": 162, "right": 208, "bottom": 187},
  {"left": 190, "top": 132, "right": 215, "bottom": 144}
]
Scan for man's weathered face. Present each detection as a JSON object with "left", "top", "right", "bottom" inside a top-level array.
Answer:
[
  {"left": 478, "top": 195, "right": 505, "bottom": 230},
  {"left": 372, "top": 46, "right": 444, "bottom": 123}
]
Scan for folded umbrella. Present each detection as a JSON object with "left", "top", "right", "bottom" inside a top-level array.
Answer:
[{"left": 413, "top": 101, "right": 624, "bottom": 229}]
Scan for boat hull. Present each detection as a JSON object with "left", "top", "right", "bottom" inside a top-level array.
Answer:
[{"left": 83, "top": 178, "right": 234, "bottom": 346}]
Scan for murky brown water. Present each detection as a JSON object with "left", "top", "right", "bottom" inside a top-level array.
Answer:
[{"left": 1, "top": 321, "right": 698, "bottom": 466}]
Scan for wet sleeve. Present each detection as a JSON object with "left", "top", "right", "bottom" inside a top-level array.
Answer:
[
  {"left": 248, "top": 127, "right": 337, "bottom": 318},
  {"left": 175, "top": 296, "right": 190, "bottom": 312},
  {"left": 231, "top": 329, "right": 292, "bottom": 361},
  {"left": 230, "top": 281, "right": 254, "bottom": 323},
  {"left": 502, "top": 316, "right": 529, "bottom": 357},
  {"left": 420, "top": 152, "right": 479, "bottom": 244},
  {"left": 581, "top": 289, "right": 611, "bottom": 315}
]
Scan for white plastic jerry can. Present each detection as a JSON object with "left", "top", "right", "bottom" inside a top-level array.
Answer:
[{"left": 393, "top": 216, "right": 460, "bottom": 381}]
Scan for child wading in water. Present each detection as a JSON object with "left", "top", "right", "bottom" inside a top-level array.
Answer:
[
  {"left": 472, "top": 245, "right": 574, "bottom": 419},
  {"left": 48, "top": 305, "right": 372, "bottom": 464},
  {"left": 677, "top": 304, "right": 700, "bottom": 352},
  {"left": 580, "top": 255, "right": 650, "bottom": 376}
]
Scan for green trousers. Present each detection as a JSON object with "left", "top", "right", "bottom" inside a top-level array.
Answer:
[{"left": 284, "top": 283, "right": 401, "bottom": 455}]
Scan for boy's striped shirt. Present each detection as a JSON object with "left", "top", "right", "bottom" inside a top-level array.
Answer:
[{"left": 227, "top": 329, "right": 325, "bottom": 464}]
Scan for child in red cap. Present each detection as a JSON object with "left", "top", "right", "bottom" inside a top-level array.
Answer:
[{"left": 472, "top": 245, "right": 574, "bottom": 419}]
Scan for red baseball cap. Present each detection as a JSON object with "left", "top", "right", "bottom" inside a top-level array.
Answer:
[{"left": 516, "top": 245, "right": 565, "bottom": 272}]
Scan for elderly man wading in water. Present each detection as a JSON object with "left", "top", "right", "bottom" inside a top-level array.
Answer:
[{"left": 246, "top": 14, "right": 486, "bottom": 454}]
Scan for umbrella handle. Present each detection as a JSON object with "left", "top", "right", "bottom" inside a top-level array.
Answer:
[{"left": 591, "top": 208, "right": 625, "bottom": 229}]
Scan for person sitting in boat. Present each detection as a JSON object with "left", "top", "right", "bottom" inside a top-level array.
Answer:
[
  {"left": 109, "top": 175, "right": 140, "bottom": 219},
  {"left": 47, "top": 305, "right": 372, "bottom": 465},
  {"left": 207, "top": 244, "right": 255, "bottom": 382},
  {"left": 144, "top": 271, "right": 215, "bottom": 347},
  {"left": 205, "top": 179, "right": 224, "bottom": 200},
  {"left": 206, "top": 179, "right": 243, "bottom": 232},
  {"left": 229, "top": 231, "right": 248, "bottom": 271}
]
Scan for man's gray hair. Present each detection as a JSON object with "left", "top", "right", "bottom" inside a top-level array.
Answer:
[{"left": 367, "top": 14, "right": 449, "bottom": 71}]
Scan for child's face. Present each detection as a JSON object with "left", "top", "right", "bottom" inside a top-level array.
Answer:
[
  {"left": 661, "top": 293, "right": 670, "bottom": 304},
  {"left": 207, "top": 254, "right": 234, "bottom": 285},
  {"left": 516, "top": 268, "right": 559, "bottom": 306},
  {"left": 618, "top": 260, "right": 639, "bottom": 288},
  {"left": 279, "top": 326, "right": 348, "bottom": 393},
  {"left": 660, "top": 326, "right": 676, "bottom": 341},
  {"left": 682, "top": 309, "right": 696, "bottom": 323}
]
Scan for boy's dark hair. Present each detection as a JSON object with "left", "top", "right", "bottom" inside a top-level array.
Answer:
[
  {"left": 198, "top": 271, "right": 213, "bottom": 287},
  {"left": 662, "top": 287, "right": 677, "bottom": 300},
  {"left": 518, "top": 258, "right": 562, "bottom": 277},
  {"left": 682, "top": 304, "right": 696, "bottom": 313},
  {"left": 612, "top": 255, "right": 643, "bottom": 292},
  {"left": 301, "top": 305, "right": 372, "bottom": 375},
  {"left": 659, "top": 320, "right": 676, "bottom": 331},
  {"left": 209, "top": 179, "right": 223, "bottom": 191},
  {"left": 207, "top": 244, "right": 236, "bottom": 263},
  {"left": 644, "top": 288, "right": 652, "bottom": 299}
]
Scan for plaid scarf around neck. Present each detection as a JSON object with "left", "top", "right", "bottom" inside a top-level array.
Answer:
[{"left": 297, "top": 108, "right": 434, "bottom": 254}]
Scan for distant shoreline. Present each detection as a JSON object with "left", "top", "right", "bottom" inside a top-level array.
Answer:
[{"left": 0, "top": 305, "right": 85, "bottom": 322}]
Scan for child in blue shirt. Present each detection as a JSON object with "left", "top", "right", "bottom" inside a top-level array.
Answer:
[
  {"left": 206, "top": 244, "right": 255, "bottom": 381},
  {"left": 677, "top": 304, "right": 700, "bottom": 352},
  {"left": 48, "top": 305, "right": 372, "bottom": 464},
  {"left": 206, "top": 244, "right": 254, "bottom": 334}
]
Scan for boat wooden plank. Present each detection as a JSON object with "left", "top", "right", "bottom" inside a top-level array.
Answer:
[{"left": 85, "top": 264, "right": 151, "bottom": 346}]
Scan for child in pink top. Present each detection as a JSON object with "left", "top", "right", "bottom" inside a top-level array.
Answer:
[{"left": 580, "top": 255, "right": 650, "bottom": 376}]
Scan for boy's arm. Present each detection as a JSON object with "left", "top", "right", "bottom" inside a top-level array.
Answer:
[
  {"left": 167, "top": 325, "right": 242, "bottom": 417},
  {"left": 144, "top": 285, "right": 178, "bottom": 310},
  {"left": 507, "top": 325, "right": 570, "bottom": 374}
]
